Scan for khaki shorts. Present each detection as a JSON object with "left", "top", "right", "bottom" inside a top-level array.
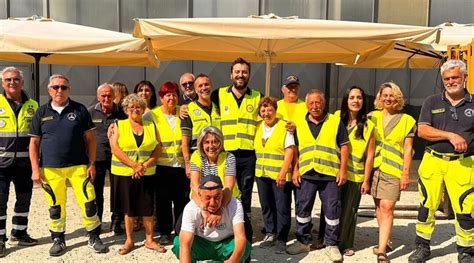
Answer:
[{"left": 370, "top": 169, "right": 401, "bottom": 201}]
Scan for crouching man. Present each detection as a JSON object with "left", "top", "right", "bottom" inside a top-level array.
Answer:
[{"left": 172, "top": 176, "right": 251, "bottom": 263}]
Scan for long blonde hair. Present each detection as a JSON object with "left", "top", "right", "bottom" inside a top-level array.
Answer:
[{"left": 374, "top": 82, "right": 405, "bottom": 111}]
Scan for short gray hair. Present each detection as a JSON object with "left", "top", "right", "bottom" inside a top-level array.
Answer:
[
  {"left": 97, "top": 83, "right": 113, "bottom": 94},
  {"left": 197, "top": 126, "right": 224, "bottom": 157},
  {"left": 440, "top": 59, "right": 467, "bottom": 76},
  {"left": 2, "top": 67, "right": 24, "bottom": 80},
  {"left": 48, "top": 74, "right": 70, "bottom": 86},
  {"left": 305, "top": 89, "right": 325, "bottom": 104},
  {"left": 121, "top": 94, "right": 146, "bottom": 112}
]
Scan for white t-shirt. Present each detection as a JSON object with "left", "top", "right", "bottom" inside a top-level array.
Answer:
[
  {"left": 262, "top": 123, "right": 295, "bottom": 148},
  {"left": 180, "top": 198, "right": 244, "bottom": 242}
]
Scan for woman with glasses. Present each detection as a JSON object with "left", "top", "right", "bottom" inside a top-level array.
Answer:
[
  {"left": 369, "top": 82, "right": 416, "bottom": 263},
  {"left": 109, "top": 94, "right": 165, "bottom": 255}
]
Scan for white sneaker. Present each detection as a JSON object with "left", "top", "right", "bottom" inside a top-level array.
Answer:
[{"left": 259, "top": 233, "right": 276, "bottom": 248}]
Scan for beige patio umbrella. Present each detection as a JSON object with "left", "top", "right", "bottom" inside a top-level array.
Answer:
[
  {"left": 0, "top": 16, "right": 158, "bottom": 100},
  {"left": 133, "top": 14, "right": 437, "bottom": 94}
]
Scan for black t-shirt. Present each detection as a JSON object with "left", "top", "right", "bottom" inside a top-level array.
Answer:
[
  {"left": 295, "top": 112, "right": 349, "bottom": 181},
  {"left": 29, "top": 99, "right": 96, "bottom": 168},
  {"left": 418, "top": 92, "right": 473, "bottom": 154},
  {"left": 87, "top": 103, "right": 127, "bottom": 162}
]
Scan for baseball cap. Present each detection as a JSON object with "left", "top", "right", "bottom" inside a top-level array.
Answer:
[
  {"left": 199, "top": 176, "right": 224, "bottom": 190},
  {"left": 283, "top": 74, "right": 300, "bottom": 86}
]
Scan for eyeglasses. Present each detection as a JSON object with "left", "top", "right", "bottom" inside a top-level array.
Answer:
[
  {"left": 3, "top": 78, "right": 21, "bottom": 84},
  {"left": 49, "top": 85, "right": 69, "bottom": 91},
  {"left": 449, "top": 106, "right": 458, "bottom": 121},
  {"left": 181, "top": 81, "right": 194, "bottom": 88}
]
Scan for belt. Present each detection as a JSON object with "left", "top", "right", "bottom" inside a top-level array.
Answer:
[{"left": 425, "top": 148, "right": 472, "bottom": 161}]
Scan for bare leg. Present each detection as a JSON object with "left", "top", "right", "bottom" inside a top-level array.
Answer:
[
  {"left": 143, "top": 216, "right": 166, "bottom": 252},
  {"left": 376, "top": 199, "right": 396, "bottom": 253},
  {"left": 119, "top": 215, "right": 135, "bottom": 255}
]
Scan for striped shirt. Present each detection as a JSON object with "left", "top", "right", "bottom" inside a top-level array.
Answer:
[{"left": 190, "top": 152, "right": 236, "bottom": 177}]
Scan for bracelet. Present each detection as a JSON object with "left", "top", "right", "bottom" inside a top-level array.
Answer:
[{"left": 88, "top": 161, "right": 95, "bottom": 166}]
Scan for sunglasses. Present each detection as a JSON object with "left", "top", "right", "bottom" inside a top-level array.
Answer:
[
  {"left": 3, "top": 78, "right": 21, "bottom": 84},
  {"left": 449, "top": 106, "right": 458, "bottom": 121},
  {"left": 49, "top": 85, "right": 69, "bottom": 91},
  {"left": 181, "top": 81, "right": 194, "bottom": 88}
]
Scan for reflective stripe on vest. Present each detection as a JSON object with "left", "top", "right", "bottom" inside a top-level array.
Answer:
[
  {"left": 151, "top": 106, "right": 184, "bottom": 166},
  {"left": 370, "top": 110, "right": 416, "bottom": 178},
  {"left": 188, "top": 102, "right": 221, "bottom": 142},
  {"left": 218, "top": 87, "right": 260, "bottom": 151},
  {"left": 190, "top": 151, "right": 241, "bottom": 199},
  {"left": 0, "top": 94, "right": 38, "bottom": 163},
  {"left": 334, "top": 110, "right": 375, "bottom": 182},
  {"left": 295, "top": 113, "right": 341, "bottom": 177},
  {"left": 111, "top": 119, "right": 157, "bottom": 176},
  {"left": 254, "top": 120, "right": 291, "bottom": 181}
]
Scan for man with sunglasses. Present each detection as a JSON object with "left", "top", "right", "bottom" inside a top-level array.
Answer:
[
  {"left": 0, "top": 67, "right": 39, "bottom": 257},
  {"left": 409, "top": 59, "right": 473, "bottom": 263},
  {"left": 29, "top": 74, "right": 107, "bottom": 256},
  {"left": 178, "top": 73, "right": 197, "bottom": 106}
]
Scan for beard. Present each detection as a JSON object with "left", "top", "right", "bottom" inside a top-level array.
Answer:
[
  {"left": 445, "top": 82, "right": 465, "bottom": 96},
  {"left": 232, "top": 77, "right": 249, "bottom": 90}
]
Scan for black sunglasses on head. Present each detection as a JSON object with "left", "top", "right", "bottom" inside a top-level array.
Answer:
[{"left": 49, "top": 85, "right": 69, "bottom": 91}]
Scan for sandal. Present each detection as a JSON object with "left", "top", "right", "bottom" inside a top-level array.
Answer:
[
  {"left": 343, "top": 248, "right": 355, "bottom": 256},
  {"left": 377, "top": 252, "right": 390, "bottom": 263},
  {"left": 118, "top": 244, "right": 134, "bottom": 255},
  {"left": 373, "top": 243, "right": 393, "bottom": 255},
  {"left": 144, "top": 241, "right": 167, "bottom": 253}
]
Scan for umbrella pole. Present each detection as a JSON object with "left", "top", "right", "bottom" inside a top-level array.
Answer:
[
  {"left": 265, "top": 53, "right": 271, "bottom": 96},
  {"left": 25, "top": 53, "right": 49, "bottom": 102}
]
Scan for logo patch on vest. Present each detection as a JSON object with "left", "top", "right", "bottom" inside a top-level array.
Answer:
[
  {"left": 464, "top": 108, "right": 473, "bottom": 117},
  {"left": 67, "top": 112, "right": 77, "bottom": 121},
  {"left": 193, "top": 109, "right": 201, "bottom": 116},
  {"left": 246, "top": 104, "right": 254, "bottom": 113},
  {"left": 0, "top": 120, "right": 5, "bottom": 128},
  {"left": 27, "top": 105, "right": 35, "bottom": 116},
  {"left": 224, "top": 105, "right": 230, "bottom": 114},
  {"left": 0, "top": 107, "right": 5, "bottom": 115},
  {"left": 431, "top": 108, "right": 445, "bottom": 114}
]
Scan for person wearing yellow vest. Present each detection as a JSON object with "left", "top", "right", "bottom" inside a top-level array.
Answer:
[
  {"left": 148, "top": 81, "right": 189, "bottom": 245},
  {"left": 276, "top": 74, "right": 307, "bottom": 127},
  {"left": 181, "top": 74, "right": 221, "bottom": 178},
  {"left": 369, "top": 82, "right": 416, "bottom": 263},
  {"left": 210, "top": 57, "right": 262, "bottom": 221},
  {"left": 409, "top": 60, "right": 473, "bottom": 263},
  {"left": 254, "top": 96, "right": 295, "bottom": 254},
  {"left": 29, "top": 74, "right": 106, "bottom": 256},
  {"left": 109, "top": 94, "right": 165, "bottom": 255},
  {"left": 317, "top": 86, "right": 376, "bottom": 257},
  {"left": 0, "top": 67, "right": 38, "bottom": 257},
  {"left": 286, "top": 89, "right": 349, "bottom": 262}
]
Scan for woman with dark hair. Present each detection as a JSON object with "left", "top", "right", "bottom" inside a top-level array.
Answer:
[
  {"left": 149, "top": 81, "right": 189, "bottom": 245},
  {"left": 134, "top": 80, "right": 158, "bottom": 112},
  {"left": 317, "top": 86, "right": 375, "bottom": 256}
]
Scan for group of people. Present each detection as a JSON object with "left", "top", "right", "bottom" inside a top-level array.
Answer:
[{"left": 0, "top": 57, "right": 471, "bottom": 263}]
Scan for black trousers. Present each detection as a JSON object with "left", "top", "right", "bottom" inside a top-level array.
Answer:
[
  {"left": 93, "top": 160, "right": 110, "bottom": 222},
  {"left": 0, "top": 164, "right": 33, "bottom": 240},
  {"left": 234, "top": 153, "right": 256, "bottom": 215},
  {"left": 155, "top": 165, "right": 190, "bottom": 235}
]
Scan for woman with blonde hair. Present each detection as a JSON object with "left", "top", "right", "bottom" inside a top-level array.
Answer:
[{"left": 369, "top": 82, "right": 416, "bottom": 263}]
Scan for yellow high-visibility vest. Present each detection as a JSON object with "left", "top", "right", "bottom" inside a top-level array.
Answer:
[
  {"left": 0, "top": 94, "right": 37, "bottom": 163},
  {"left": 190, "top": 151, "right": 241, "bottom": 199},
  {"left": 254, "top": 119, "right": 292, "bottom": 181},
  {"left": 218, "top": 87, "right": 260, "bottom": 151},
  {"left": 111, "top": 119, "right": 157, "bottom": 176},
  {"left": 370, "top": 110, "right": 416, "bottom": 178},
  {"left": 150, "top": 106, "right": 183, "bottom": 166},
  {"left": 334, "top": 110, "right": 375, "bottom": 183},
  {"left": 188, "top": 101, "right": 221, "bottom": 142},
  {"left": 276, "top": 99, "right": 307, "bottom": 122},
  {"left": 295, "top": 113, "right": 341, "bottom": 177}
]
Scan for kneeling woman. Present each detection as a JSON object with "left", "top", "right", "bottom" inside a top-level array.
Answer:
[
  {"left": 109, "top": 94, "right": 166, "bottom": 255},
  {"left": 254, "top": 96, "right": 295, "bottom": 254}
]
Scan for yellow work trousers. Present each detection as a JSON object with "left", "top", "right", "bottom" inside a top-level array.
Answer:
[
  {"left": 42, "top": 165, "right": 101, "bottom": 233},
  {"left": 416, "top": 152, "right": 474, "bottom": 249}
]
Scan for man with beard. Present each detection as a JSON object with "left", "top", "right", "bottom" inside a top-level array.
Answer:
[
  {"left": 210, "top": 57, "right": 261, "bottom": 221},
  {"left": 408, "top": 59, "right": 473, "bottom": 263},
  {"left": 178, "top": 73, "right": 197, "bottom": 105},
  {"left": 181, "top": 74, "right": 221, "bottom": 178}
]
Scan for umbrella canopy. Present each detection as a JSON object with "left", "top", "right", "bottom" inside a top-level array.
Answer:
[
  {"left": 133, "top": 15, "right": 437, "bottom": 94},
  {"left": 0, "top": 16, "right": 158, "bottom": 66}
]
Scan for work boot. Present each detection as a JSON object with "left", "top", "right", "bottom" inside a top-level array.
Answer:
[
  {"left": 8, "top": 233, "right": 39, "bottom": 246},
  {"left": 88, "top": 235, "right": 107, "bottom": 253},
  {"left": 325, "top": 245, "right": 342, "bottom": 262},
  {"left": 457, "top": 253, "right": 472, "bottom": 263},
  {"left": 408, "top": 244, "right": 431, "bottom": 263},
  {"left": 274, "top": 240, "right": 287, "bottom": 254},
  {"left": 49, "top": 237, "right": 66, "bottom": 257},
  {"left": 286, "top": 240, "right": 310, "bottom": 255}
]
